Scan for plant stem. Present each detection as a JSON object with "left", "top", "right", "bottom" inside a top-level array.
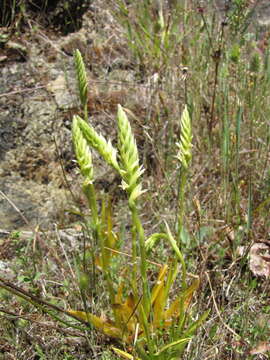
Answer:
[
  {"left": 129, "top": 202, "right": 153, "bottom": 350},
  {"left": 83, "top": 183, "right": 98, "bottom": 223},
  {"left": 83, "top": 183, "right": 115, "bottom": 306},
  {"left": 177, "top": 166, "right": 188, "bottom": 245},
  {"left": 130, "top": 204, "right": 149, "bottom": 313}
]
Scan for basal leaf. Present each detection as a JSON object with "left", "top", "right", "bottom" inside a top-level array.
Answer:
[
  {"left": 112, "top": 293, "right": 137, "bottom": 334},
  {"left": 112, "top": 347, "right": 138, "bottom": 360},
  {"left": 68, "top": 310, "right": 122, "bottom": 339},
  {"left": 163, "top": 277, "right": 200, "bottom": 326},
  {"left": 151, "top": 264, "right": 168, "bottom": 305},
  {"left": 153, "top": 337, "right": 191, "bottom": 356},
  {"left": 151, "top": 265, "right": 168, "bottom": 327}
]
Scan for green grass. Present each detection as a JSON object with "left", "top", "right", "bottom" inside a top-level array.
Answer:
[{"left": 1, "top": 0, "right": 270, "bottom": 359}]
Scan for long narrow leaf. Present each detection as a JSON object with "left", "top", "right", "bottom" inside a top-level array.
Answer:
[
  {"left": 154, "top": 337, "right": 191, "bottom": 356},
  {"left": 67, "top": 310, "right": 122, "bottom": 339},
  {"left": 112, "top": 347, "right": 138, "bottom": 360}
]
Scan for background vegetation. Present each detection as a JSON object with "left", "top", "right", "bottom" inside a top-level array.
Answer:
[{"left": 0, "top": 0, "right": 90, "bottom": 34}]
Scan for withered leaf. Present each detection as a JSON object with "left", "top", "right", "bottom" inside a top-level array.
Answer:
[
  {"left": 249, "top": 243, "right": 270, "bottom": 278},
  {"left": 250, "top": 341, "right": 270, "bottom": 355}
]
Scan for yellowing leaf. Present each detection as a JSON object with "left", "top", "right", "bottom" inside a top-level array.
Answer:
[
  {"left": 95, "top": 197, "right": 120, "bottom": 271},
  {"left": 112, "top": 294, "right": 137, "bottom": 333},
  {"left": 181, "top": 277, "right": 200, "bottom": 308},
  {"left": 112, "top": 347, "right": 139, "bottom": 360},
  {"left": 151, "top": 265, "right": 168, "bottom": 328},
  {"left": 152, "top": 283, "right": 165, "bottom": 328},
  {"left": 115, "top": 282, "right": 124, "bottom": 304},
  {"left": 164, "top": 278, "right": 200, "bottom": 325},
  {"left": 68, "top": 310, "right": 122, "bottom": 339},
  {"left": 151, "top": 264, "right": 168, "bottom": 305}
]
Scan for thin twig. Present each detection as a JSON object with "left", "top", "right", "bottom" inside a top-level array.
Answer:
[
  {"left": 0, "top": 86, "right": 46, "bottom": 98},
  {"left": 205, "top": 271, "right": 240, "bottom": 339},
  {"left": 104, "top": 246, "right": 198, "bottom": 278},
  {"left": 0, "top": 276, "right": 87, "bottom": 325},
  {"left": 0, "top": 190, "right": 30, "bottom": 226},
  {"left": 0, "top": 307, "right": 85, "bottom": 337},
  {"left": 54, "top": 224, "right": 76, "bottom": 280},
  {"left": 104, "top": 246, "right": 162, "bottom": 267}
]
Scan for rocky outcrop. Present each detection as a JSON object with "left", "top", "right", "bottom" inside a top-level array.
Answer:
[{"left": 1, "top": 1, "right": 270, "bottom": 231}]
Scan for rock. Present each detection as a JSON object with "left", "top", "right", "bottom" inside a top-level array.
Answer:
[
  {"left": 256, "top": 3, "right": 270, "bottom": 30},
  {"left": 60, "top": 31, "right": 88, "bottom": 56},
  {"left": 0, "top": 176, "right": 71, "bottom": 230},
  {"left": 46, "top": 73, "right": 77, "bottom": 109},
  {"left": 0, "top": 260, "right": 15, "bottom": 281},
  {"left": 0, "top": 57, "right": 77, "bottom": 231}
]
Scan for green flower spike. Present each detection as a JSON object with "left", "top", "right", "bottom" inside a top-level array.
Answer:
[
  {"left": 74, "top": 115, "right": 120, "bottom": 173},
  {"left": 74, "top": 49, "right": 88, "bottom": 111},
  {"left": 176, "top": 105, "right": 192, "bottom": 169},
  {"left": 72, "top": 115, "right": 93, "bottom": 183},
  {"left": 117, "top": 105, "right": 145, "bottom": 205}
]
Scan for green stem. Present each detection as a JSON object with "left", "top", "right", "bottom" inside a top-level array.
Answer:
[
  {"left": 166, "top": 223, "right": 187, "bottom": 290},
  {"left": 177, "top": 167, "right": 188, "bottom": 245},
  {"left": 172, "top": 161, "right": 188, "bottom": 335},
  {"left": 83, "top": 104, "right": 88, "bottom": 123},
  {"left": 83, "top": 182, "right": 98, "bottom": 224},
  {"left": 129, "top": 202, "right": 153, "bottom": 351},
  {"left": 131, "top": 221, "right": 138, "bottom": 301},
  {"left": 83, "top": 183, "right": 115, "bottom": 307},
  {"left": 131, "top": 206, "right": 149, "bottom": 311}
]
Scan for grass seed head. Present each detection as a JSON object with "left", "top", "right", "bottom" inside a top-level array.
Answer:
[
  {"left": 117, "top": 105, "right": 145, "bottom": 204},
  {"left": 72, "top": 115, "right": 94, "bottom": 182},
  {"left": 74, "top": 49, "right": 88, "bottom": 109},
  {"left": 176, "top": 105, "right": 192, "bottom": 169},
  {"left": 75, "top": 115, "right": 120, "bottom": 172}
]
